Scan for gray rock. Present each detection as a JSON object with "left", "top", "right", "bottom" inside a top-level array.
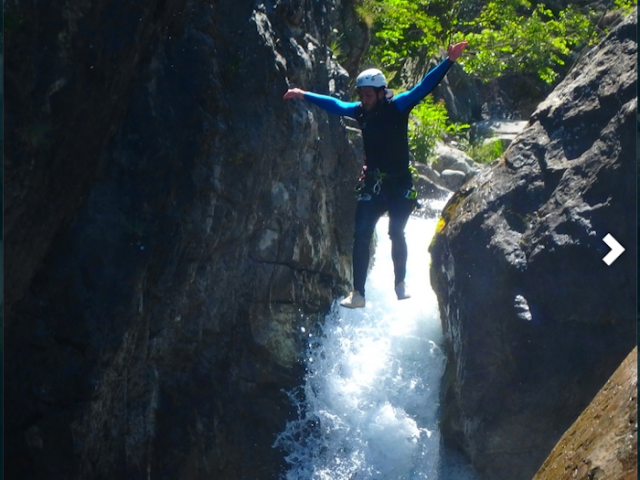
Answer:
[
  {"left": 439, "top": 169, "right": 467, "bottom": 191},
  {"left": 4, "top": 1, "right": 363, "bottom": 478},
  {"left": 417, "top": 162, "right": 443, "bottom": 184},
  {"left": 430, "top": 10, "right": 637, "bottom": 480},
  {"left": 531, "top": 348, "right": 637, "bottom": 480},
  {"left": 473, "top": 119, "right": 529, "bottom": 140},
  {"left": 413, "top": 171, "right": 451, "bottom": 202},
  {"left": 413, "top": 161, "right": 452, "bottom": 197},
  {"left": 433, "top": 144, "right": 476, "bottom": 174}
]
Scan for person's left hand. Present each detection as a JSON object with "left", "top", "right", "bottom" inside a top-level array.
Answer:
[
  {"left": 283, "top": 88, "right": 306, "bottom": 100},
  {"left": 447, "top": 41, "right": 468, "bottom": 62}
]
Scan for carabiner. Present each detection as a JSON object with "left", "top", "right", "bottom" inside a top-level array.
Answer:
[{"left": 373, "top": 179, "right": 382, "bottom": 195}]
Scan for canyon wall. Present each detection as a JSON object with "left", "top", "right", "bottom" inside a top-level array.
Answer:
[{"left": 4, "top": 0, "right": 368, "bottom": 478}]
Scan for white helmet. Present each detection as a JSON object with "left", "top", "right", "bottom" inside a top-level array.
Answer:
[{"left": 356, "top": 68, "right": 387, "bottom": 88}]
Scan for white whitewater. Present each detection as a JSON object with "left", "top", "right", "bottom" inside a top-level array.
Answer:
[{"left": 274, "top": 208, "right": 480, "bottom": 480}]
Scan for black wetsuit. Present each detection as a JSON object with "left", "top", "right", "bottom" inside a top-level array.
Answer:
[{"left": 304, "top": 58, "right": 454, "bottom": 296}]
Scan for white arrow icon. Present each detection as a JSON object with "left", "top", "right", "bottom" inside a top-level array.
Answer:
[{"left": 602, "top": 234, "right": 625, "bottom": 265}]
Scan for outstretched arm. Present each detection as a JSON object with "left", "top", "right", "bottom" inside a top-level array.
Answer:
[
  {"left": 283, "top": 88, "right": 358, "bottom": 116},
  {"left": 395, "top": 40, "right": 468, "bottom": 112}
]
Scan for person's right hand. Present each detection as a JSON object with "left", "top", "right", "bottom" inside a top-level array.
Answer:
[
  {"left": 447, "top": 41, "right": 468, "bottom": 62},
  {"left": 283, "top": 88, "right": 306, "bottom": 100}
]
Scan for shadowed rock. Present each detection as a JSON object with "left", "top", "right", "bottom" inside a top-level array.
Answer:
[
  {"left": 429, "top": 9, "right": 637, "bottom": 480},
  {"left": 4, "top": 0, "right": 366, "bottom": 478}
]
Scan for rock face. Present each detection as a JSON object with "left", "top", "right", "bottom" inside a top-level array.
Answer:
[
  {"left": 429, "top": 10, "right": 637, "bottom": 480},
  {"left": 531, "top": 347, "right": 637, "bottom": 480},
  {"left": 4, "top": 0, "right": 367, "bottom": 478},
  {"left": 431, "top": 143, "right": 483, "bottom": 190}
]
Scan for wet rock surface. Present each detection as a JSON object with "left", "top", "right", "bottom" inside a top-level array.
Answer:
[{"left": 429, "top": 10, "right": 637, "bottom": 480}]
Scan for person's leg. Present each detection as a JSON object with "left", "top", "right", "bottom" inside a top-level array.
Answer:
[
  {"left": 388, "top": 196, "right": 415, "bottom": 289},
  {"left": 352, "top": 198, "right": 385, "bottom": 297}
]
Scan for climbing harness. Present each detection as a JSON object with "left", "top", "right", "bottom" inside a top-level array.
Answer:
[
  {"left": 354, "top": 165, "right": 383, "bottom": 200},
  {"left": 354, "top": 165, "right": 418, "bottom": 203}
]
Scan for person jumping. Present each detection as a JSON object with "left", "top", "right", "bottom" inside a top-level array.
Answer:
[{"left": 283, "top": 41, "right": 468, "bottom": 308}]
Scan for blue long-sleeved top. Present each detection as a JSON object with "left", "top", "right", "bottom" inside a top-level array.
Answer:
[{"left": 304, "top": 58, "right": 454, "bottom": 175}]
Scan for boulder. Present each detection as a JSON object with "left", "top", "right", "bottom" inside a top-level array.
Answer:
[
  {"left": 432, "top": 143, "right": 476, "bottom": 174},
  {"left": 439, "top": 169, "right": 467, "bottom": 191},
  {"left": 429, "top": 10, "right": 637, "bottom": 480},
  {"left": 413, "top": 161, "right": 451, "bottom": 199},
  {"left": 531, "top": 347, "right": 637, "bottom": 480},
  {"left": 431, "top": 144, "right": 484, "bottom": 191},
  {"left": 414, "top": 160, "right": 443, "bottom": 184}
]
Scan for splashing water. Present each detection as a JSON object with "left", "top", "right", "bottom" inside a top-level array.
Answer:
[{"left": 275, "top": 207, "right": 480, "bottom": 480}]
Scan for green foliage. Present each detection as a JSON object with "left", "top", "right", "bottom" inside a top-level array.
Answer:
[
  {"left": 613, "top": 0, "right": 636, "bottom": 13},
  {"left": 358, "top": 0, "right": 446, "bottom": 72},
  {"left": 329, "top": 37, "right": 344, "bottom": 61},
  {"left": 408, "top": 96, "right": 469, "bottom": 163},
  {"left": 453, "top": 1, "right": 595, "bottom": 83},
  {"left": 356, "top": 0, "right": 635, "bottom": 164},
  {"left": 356, "top": 0, "right": 611, "bottom": 85},
  {"left": 464, "top": 137, "right": 506, "bottom": 164}
]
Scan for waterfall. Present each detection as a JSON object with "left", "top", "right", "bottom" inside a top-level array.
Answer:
[{"left": 274, "top": 206, "right": 480, "bottom": 480}]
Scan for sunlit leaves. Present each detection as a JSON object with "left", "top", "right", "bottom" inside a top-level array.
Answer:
[
  {"left": 360, "top": 0, "right": 444, "bottom": 71},
  {"left": 452, "top": 2, "right": 596, "bottom": 83},
  {"left": 613, "top": 0, "right": 636, "bottom": 13},
  {"left": 408, "top": 97, "right": 469, "bottom": 163},
  {"left": 357, "top": 0, "right": 608, "bottom": 84}
]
